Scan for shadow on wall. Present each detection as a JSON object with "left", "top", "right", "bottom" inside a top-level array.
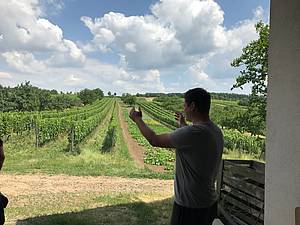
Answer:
[{"left": 16, "top": 198, "right": 173, "bottom": 225}]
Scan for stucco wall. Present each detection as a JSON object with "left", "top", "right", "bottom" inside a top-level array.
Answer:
[{"left": 266, "top": 0, "right": 300, "bottom": 224}]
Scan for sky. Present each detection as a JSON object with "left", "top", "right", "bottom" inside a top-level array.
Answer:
[{"left": 0, "top": 0, "right": 270, "bottom": 95}]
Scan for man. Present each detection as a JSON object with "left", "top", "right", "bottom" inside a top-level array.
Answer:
[
  {"left": 0, "top": 139, "right": 8, "bottom": 225},
  {"left": 129, "top": 88, "right": 224, "bottom": 225}
]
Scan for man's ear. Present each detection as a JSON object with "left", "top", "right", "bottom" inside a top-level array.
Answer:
[{"left": 190, "top": 102, "right": 196, "bottom": 112}]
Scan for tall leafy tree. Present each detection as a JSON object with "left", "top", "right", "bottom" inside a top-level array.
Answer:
[
  {"left": 231, "top": 21, "right": 269, "bottom": 136},
  {"left": 121, "top": 93, "right": 136, "bottom": 105},
  {"left": 0, "top": 82, "right": 94, "bottom": 112},
  {"left": 78, "top": 88, "right": 104, "bottom": 105}
]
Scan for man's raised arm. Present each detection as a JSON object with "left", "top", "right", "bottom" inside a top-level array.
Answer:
[{"left": 129, "top": 107, "right": 174, "bottom": 148}]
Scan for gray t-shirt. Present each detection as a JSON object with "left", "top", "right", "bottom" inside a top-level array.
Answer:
[{"left": 170, "top": 121, "right": 224, "bottom": 208}]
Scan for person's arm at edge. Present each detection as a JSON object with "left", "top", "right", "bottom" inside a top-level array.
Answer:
[
  {"left": 0, "top": 139, "right": 5, "bottom": 170},
  {"left": 129, "top": 107, "right": 174, "bottom": 148}
]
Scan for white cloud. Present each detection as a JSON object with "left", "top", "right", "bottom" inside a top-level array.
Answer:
[
  {"left": 192, "top": 8, "right": 262, "bottom": 82},
  {"left": 0, "top": 71, "right": 13, "bottom": 79},
  {"left": 0, "top": 0, "right": 268, "bottom": 95},
  {"left": 125, "top": 42, "right": 137, "bottom": 53},
  {"left": 81, "top": 12, "right": 184, "bottom": 69},
  {"left": 188, "top": 64, "right": 209, "bottom": 81},
  {"left": 46, "top": 39, "right": 86, "bottom": 67},
  {"left": 81, "top": 0, "right": 258, "bottom": 80},
  {"left": 0, "top": 57, "right": 167, "bottom": 94},
  {"left": 113, "top": 69, "right": 166, "bottom": 94},
  {"left": 2, "top": 51, "right": 46, "bottom": 73},
  {"left": 0, "top": 0, "right": 85, "bottom": 67},
  {"left": 151, "top": 0, "right": 227, "bottom": 54},
  {"left": 143, "top": 69, "right": 161, "bottom": 82},
  {"left": 253, "top": 6, "right": 265, "bottom": 20},
  {"left": 64, "top": 74, "right": 86, "bottom": 86}
]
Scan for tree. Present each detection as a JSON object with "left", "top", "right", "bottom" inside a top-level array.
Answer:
[
  {"left": 78, "top": 88, "right": 104, "bottom": 104},
  {"left": 0, "top": 82, "right": 91, "bottom": 111},
  {"left": 108, "top": 91, "right": 111, "bottom": 96},
  {"left": 121, "top": 93, "right": 136, "bottom": 105},
  {"left": 231, "top": 21, "right": 269, "bottom": 136},
  {"left": 153, "top": 95, "right": 183, "bottom": 112}
]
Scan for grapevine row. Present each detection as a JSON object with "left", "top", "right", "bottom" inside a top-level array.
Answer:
[
  {"left": 0, "top": 98, "right": 115, "bottom": 150},
  {"left": 68, "top": 99, "right": 114, "bottom": 150},
  {"left": 137, "top": 100, "right": 178, "bottom": 129}
]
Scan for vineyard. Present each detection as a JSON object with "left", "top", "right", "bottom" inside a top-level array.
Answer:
[
  {"left": 0, "top": 97, "right": 265, "bottom": 173},
  {"left": 0, "top": 96, "right": 266, "bottom": 225},
  {"left": 0, "top": 98, "right": 112, "bottom": 151}
]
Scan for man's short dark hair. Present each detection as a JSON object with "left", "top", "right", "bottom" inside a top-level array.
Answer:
[{"left": 184, "top": 88, "right": 211, "bottom": 114}]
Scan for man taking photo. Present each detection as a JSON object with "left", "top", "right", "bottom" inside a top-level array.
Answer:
[{"left": 129, "top": 88, "right": 224, "bottom": 225}]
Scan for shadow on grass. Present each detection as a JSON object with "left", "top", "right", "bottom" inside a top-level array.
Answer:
[{"left": 16, "top": 198, "right": 173, "bottom": 225}]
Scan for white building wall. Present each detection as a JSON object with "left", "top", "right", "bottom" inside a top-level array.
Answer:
[{"left": 266, "top": 0, "right": 300, "bottom": 224}]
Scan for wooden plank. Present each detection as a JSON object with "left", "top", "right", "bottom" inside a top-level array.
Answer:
[
  {"left": 218, "top": 204, "right": 239, "bottom": 225},
  {"left": 250, "top": 161, "right": 265, "bottom": 173},
  {"left": 220, "top": 201, "right": 262, "bottom": 225},
  {"left": 224, "top": 162, "right": 265, "bottom": 185},
  {"left": 225, "top": 159, "right": 252, "bottom": 165},
  {"left": 221, "top": 188, "right": 264, "bottom": 210},
  {"left": 220, "top": 194, "right": 264, "bottom": 221},
  {"left": 220, "top": 160, "right": 265, "bottom": 225},
  {"left": 233, "top": 213, "right": 263, "bottom": 225},
  {"left": 222, "top": 174, "right": 265, "bottom": 201}
]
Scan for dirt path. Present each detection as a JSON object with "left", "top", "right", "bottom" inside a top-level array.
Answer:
[
  {"left": 0, "top": 174, "right": 173, "bottom": 197},
  {"left": 117, "top": 103, "right": 165, "bottom": 172},
  {"left": 0, "top": 173, "right": 174, "bottom": 225}
]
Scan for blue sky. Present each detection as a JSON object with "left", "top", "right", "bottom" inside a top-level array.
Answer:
[{"left": 0, "top": 0, "right": 269, "bottom": 95}]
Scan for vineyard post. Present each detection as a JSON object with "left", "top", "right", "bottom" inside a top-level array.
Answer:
[
  {"left": 35, "top": 124, "right": 39, "bottom": 148},
  {"left": 70, "top": 125, "right": 74, "bottom": 152}
]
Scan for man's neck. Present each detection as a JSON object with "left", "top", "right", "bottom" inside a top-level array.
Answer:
[{"left": 191, "top": 114, "right": 210, "bottom": 125}]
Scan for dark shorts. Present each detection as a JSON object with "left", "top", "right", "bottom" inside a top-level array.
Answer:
[{"left": 170, "top": 201, "right": 217, "bottom": 225}]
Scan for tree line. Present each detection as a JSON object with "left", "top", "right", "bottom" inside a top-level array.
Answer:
[
  {"left": 0, "top": 81, "right": 104, "bottom": 112},
  {"left": 136, "top": 92, "right": 249, "bottom": 104}
]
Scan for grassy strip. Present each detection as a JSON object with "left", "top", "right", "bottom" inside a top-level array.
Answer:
[{"left": 101, "top": 101, "right": 117, "bottom": 153}]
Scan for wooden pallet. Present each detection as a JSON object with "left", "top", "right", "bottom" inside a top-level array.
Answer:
[{"left": 218, "top": 160, "right": 265, "bottom": 225}]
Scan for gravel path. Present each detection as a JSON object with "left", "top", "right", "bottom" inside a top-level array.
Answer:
[{"left": 0, "top": 174, "right": 173, "bottom": 196}]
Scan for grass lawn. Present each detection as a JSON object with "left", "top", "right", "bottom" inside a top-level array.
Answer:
[{"left": 7, "top": 192, "right": 173, "bottom": 225}]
